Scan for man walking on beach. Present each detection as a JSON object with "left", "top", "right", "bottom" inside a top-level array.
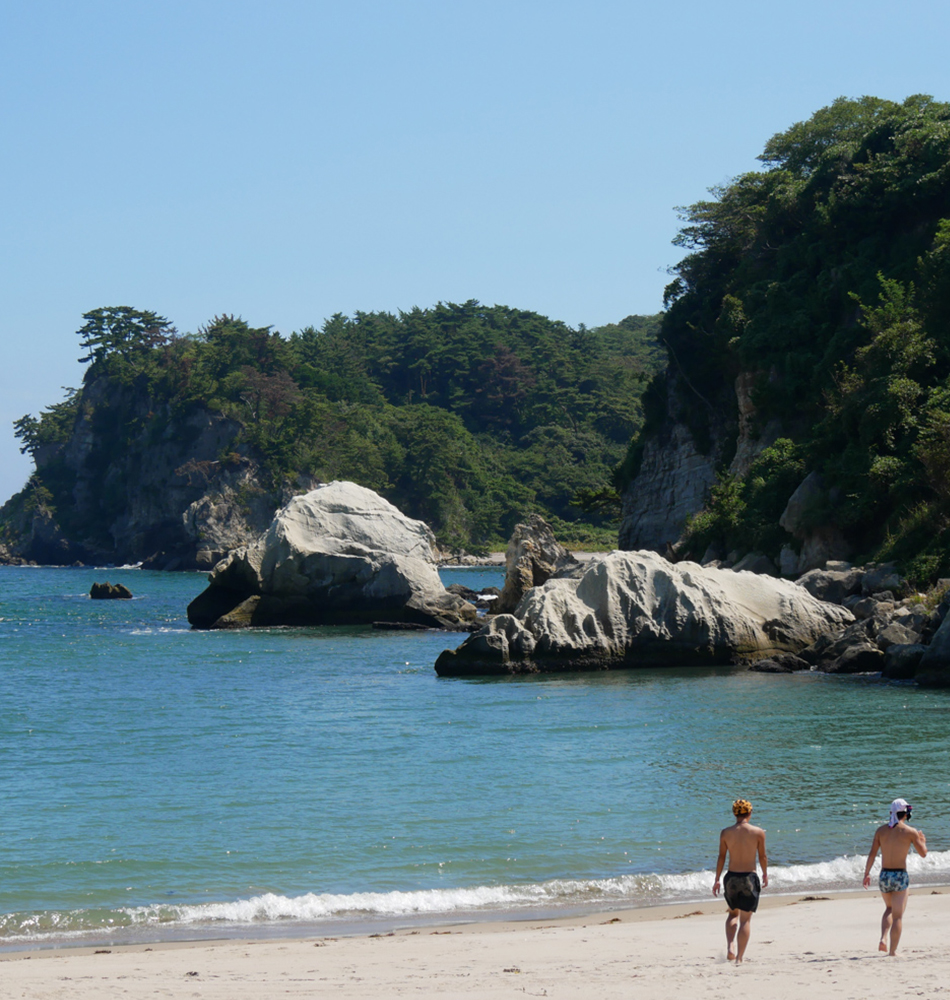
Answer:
[
  {"left": 862, "top": 797, "right": 927, "bottom": 956},
  {"left": 713, "top": 798, "right": 768, "bottom": 964}
]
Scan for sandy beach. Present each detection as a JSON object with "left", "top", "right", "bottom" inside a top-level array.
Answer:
[{"left": 3, "top": 890, "right": 949, "bottom": 999}]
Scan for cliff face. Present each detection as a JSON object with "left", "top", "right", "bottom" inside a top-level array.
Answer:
[
  {"left": 618, "top": 418, "right": 718, "bottom": 552},
  {"left": 2, "top": 376, "right": 297, "bottom": 569},
  {"left": 618, "top": 370, "right": 784, "bottom": 555}
]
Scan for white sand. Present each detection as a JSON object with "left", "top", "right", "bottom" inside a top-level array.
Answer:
[{"left": 3, "top": 890, "right": 949, "bottom": 998}]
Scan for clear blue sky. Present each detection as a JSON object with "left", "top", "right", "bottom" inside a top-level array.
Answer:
[{"left": 3, "top": 0, "right": 950, "bottom": 503}]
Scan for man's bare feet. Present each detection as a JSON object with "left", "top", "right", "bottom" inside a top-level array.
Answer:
[{"left": 879, "top": 941, "right": 888, "bottom": 952}]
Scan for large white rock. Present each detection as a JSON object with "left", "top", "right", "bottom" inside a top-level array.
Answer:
[
  {"left": 188, "top": 482, "right": 475, "bottom": 629},
  {"left": 435, "top": 550, "right": 853, "bottom": 675}
]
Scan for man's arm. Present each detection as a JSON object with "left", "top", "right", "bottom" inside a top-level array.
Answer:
[
  {"left": 913, "top": 827, "right": 928, "bottom": 858},
  {"left": 862, "top": 828, "right": 882, "bottom": 887},
  {"left": 712, "top": 832, "right": 728, "bottom": 896},
  {"left": 757, "top": 829, "right": 768, "bottom": 888}
]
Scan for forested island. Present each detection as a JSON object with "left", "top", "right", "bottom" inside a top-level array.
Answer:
[{"left": 0, "top": 303, "right": 662, "bottom": 567}]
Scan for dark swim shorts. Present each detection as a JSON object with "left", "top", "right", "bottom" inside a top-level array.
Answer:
[
  {"left": 879, "top": 868, "right": 910, "bottom": 893},
  {"left": 723, "top": 871, "right": 761, "bottom": 912}
]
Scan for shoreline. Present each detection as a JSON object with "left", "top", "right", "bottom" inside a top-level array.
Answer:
[
  {"left": 4, "top": 880, "right": 948, "bottom": 955},
  {"left": 3, "top": 890, "right": 949, "bottom": 998}
]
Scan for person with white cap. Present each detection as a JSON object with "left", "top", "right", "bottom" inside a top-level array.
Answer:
[{"left": 862, "top": 797, "right": 927, "bottom": 955}]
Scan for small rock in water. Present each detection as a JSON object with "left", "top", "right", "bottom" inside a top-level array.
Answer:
[{"left": 90, "top": 581, "right": 133, "bottom": 600}]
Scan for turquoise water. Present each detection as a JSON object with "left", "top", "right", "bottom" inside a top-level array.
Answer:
[{"left": 1, "top": 565, "right": 948, "bottom": 947}]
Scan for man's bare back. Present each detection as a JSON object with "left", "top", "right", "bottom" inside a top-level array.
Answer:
[
  {"left": 862, "top": 798, "right": 927, "bottom": 956},
  {"left": 874, "top": 821, "right": 926, "bottom": 869},
  {"left": 719, "top": 820, "right": 768, "bottom": 873},
  {"left": 712, "top": 799, "right": 768, "bottom": 964}
]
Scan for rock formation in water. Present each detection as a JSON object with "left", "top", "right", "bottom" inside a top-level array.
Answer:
[
  {"left": 435, "top": 549, "right": 853, "bottom": 676},
  {"left": 89, "top": 581, "right": 133, "bottom": 600},
  {"left": 494, "top": 514, "right": 580, "bottom": 614},
  {"left": 188, "top": 481, "right": 476, "bottom": 630}
]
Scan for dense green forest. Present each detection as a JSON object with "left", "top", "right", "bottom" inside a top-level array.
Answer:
[
  {"left": 623, "top": 94, "right": 950, "bottom": 581},
  {"left": 8, "top": 302, "right": 664, "bottom": 554}
]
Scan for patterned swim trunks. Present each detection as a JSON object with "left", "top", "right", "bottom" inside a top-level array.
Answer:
[{"left": 879, "top": 868, "right": 909, "bottom": 893}]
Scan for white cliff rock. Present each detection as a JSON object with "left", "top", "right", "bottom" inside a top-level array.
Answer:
[
  {"left": 188, "top": 481, "right": 476, "bottom": 630},
  {"left": 435, "top": 549, "right": 853, "bottom": 675},
  {"left": 618, "top": 424, "right": 718, "bottom": 551},
  {"left": 495, "top": 514, "right": 580, "bottom": 613}
]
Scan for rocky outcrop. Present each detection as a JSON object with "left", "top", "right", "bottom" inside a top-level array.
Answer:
[
  {"left": 90, "top": 581, "right": 133, "bottom": 600},
  {"left": 188, "top": 481, "right": 477, "bottom": 630},
  {"left": 914, "top": 604, "right": 950, "bottom": 687},
  {"left": 791, "top": 574, "right": 943, "bottom": 680},
  {"left": 0, "top": 375, "right": 287, "bottom": 569},
  {"left": 729, "top": 372, "right": 782, "bottom": 478},
  {"left": 434, "top": 550, "right": 852, "bottom": 676},
  {"left": 494, "top": 514, "right": 580, "bottom": 613},
  {"left": 618, "top": 423, "right": 718, "bottom": 551},
  {"left": 778, "top": 472, "right": 852, "bottom": 574}
]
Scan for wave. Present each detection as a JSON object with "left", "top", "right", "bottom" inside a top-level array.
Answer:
[{"left": 4, "top": 850, "right": 949, "bottom": 945}]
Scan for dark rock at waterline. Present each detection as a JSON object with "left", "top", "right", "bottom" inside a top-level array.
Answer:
[
  {"left": 882, "top": 643, "right": 926, "bottom": 681},
  {"left": 823, "top": 643, "right": 885, "bottom": 674},
  {"left": 915, "top": 612, "right": 950, "bottom": 687},
  {"left": 90, "top": 582, "right": 133, "bottom": 600},
  {"left": 446, "top": 583, "right": 500, "bottom": 610},
  {"left": 748, "top": 653, "right": 811, "bottom": 673}
]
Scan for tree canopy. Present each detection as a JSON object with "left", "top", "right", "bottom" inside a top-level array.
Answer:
[
  {"left": 635, "top": 94, "right": 950, "bottom": 581},
  {"left": 10, "top": 302, "right": 664, "bottom": 553}
]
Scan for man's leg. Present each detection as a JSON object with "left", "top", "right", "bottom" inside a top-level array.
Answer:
[
  {"left": 725, "top": 907, "right": 739, "bottom": 960},
  {"left": 735, "top": 910, "right": 753, "bottom": 964},
  {"left": 885, "top": 891, "right": 908, "bottom": 956},
  {"left": 879, "top": 891, "right": 893, "bottom": 952}
]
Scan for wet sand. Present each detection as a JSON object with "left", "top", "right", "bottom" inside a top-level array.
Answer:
[{"left": 3, "top": 889, "right": 949, "bottom": 998}]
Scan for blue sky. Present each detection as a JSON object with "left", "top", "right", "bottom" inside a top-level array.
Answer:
[{"left": 3, "top": 0, "right": 950, "bottom": 503}]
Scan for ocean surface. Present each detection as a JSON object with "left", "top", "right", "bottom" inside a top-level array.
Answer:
[{"left": 1, "top": 564, "right": 948, "bottom": 949}]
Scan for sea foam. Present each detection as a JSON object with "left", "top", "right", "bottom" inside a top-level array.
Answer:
[{"left": 3, "top": 850, "right": 948, "bottom": 945}]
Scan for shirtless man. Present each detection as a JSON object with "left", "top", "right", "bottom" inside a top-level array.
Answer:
[
  {"left": 713, "top": 798, "right": 768, "bottom": 964},
  {"left": 862, "top": 797, "right": 927, "bottom": 956}
]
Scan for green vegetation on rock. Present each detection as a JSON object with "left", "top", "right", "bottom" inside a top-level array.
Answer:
[
  {"left": 627, "top": 94, "right": 950, "bottom": 583},
  {"left": 3, "top": 302, "right": 663, "bottom": 560}
]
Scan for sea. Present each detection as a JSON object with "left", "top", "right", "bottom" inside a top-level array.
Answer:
[{"left": 1, "top": 564, "right": 948, "bottom": 950}]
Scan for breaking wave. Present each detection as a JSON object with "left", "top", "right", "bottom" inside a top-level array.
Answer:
[{"left": 4, "top": 850, "right": 948, "bottom": 946}]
